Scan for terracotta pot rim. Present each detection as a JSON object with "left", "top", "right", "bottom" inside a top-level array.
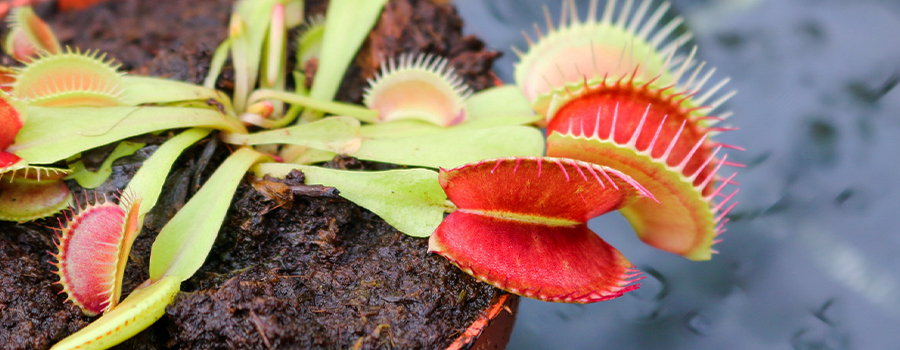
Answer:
[{"left": 446, "top": 293, "right": 519, "bottom": 350}]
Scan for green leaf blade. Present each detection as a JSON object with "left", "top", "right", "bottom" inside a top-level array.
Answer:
[
  {"left": 10, "top": 107, "right": 244, "bottom": 164},
  {"left": 304, "top": 0, "right": 388, "bottom": 121},
  {"left": 49, "top": 276, "right": 180, "bottom": 350},
  {"left": 351, "top": 125, "right": 546, "bottom": 169},
  {"left": 68, "top": 141, "right": 145, "bottom": 189},
  {"left": 254, "top": 163, "right": 447, "bottom": 237},
  {"left": 126, "top": 128, "right": 211, "bottom": 218},
  {"left": 466, "top": 85, "right": 536, "bottom": 120},
  {"left": 222, "top": 116, "right": 361, "bottom": 154},
  {"left": 148, "top": 147, "right": 265, "bottom": 282},
  {"left": 123, "top": 76, "right": 225, "bottom": 106}
]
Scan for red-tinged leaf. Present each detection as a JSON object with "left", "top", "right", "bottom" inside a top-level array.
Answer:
[
  {"left": 12, "top": 48, "right": 126, "bottom": 107},
  {"left": 429, "top": 211, "right": 642, "bottom": 303},
  {"left": 0, "top": 151, "right": 22, "bottom": 168},
  {"left": 363, "top": 53, "right": 471, "bottom": 126},
  {"left": 0, "top": 168, "right": 71, "bottom": 222},
  {"left": 548, "top": 132, "right": 735, "bottom": 261},
  {"left": 432, "top": 156, "right": 653, "bottom": 303},
  {"left": 512, "top": 0, "right": 688, "bottom": 103},
  {"left": 0, "top": 91, "right": 25, "bottom": 151},
  {"left": 54, "top": 200, "right": 125, "bottom": 316},
  {"left": 53, "top": 195, "right": 139, "bottom": 316},
  {"left": 4, "top": 6, "right": 61, "bottom": 62},
  {"left": 112, "top": 196, "right": 142, "bottom": 307},
  {"left": 439, "top": 156, "right": 653, "bottom": 225},
  {"left": 0, "top": 66, "right": 15, "bottom": 92},
  {"left": 545, "top": 78, "right": 718, "bottom": 187}
]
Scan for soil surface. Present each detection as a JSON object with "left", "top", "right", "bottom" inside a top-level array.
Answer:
[{"left": 0, "top": 0, "right": 508, "bottom": 349}]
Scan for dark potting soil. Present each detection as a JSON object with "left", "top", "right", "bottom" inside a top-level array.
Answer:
[{"left": 0, "top": 0, "right": 509, "bottom": 349}]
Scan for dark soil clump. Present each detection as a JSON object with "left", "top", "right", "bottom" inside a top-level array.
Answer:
[
  {"left": 0, "top": 230, "right": 89, "bottom": 350},
  {"left": 166, "top": 172, "right": 498, "bottom": 349},
  {"left": 0, "top": 0, "right": 511, "bottom": 349}
]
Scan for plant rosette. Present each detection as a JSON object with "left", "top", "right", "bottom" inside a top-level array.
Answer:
[
  {"left": 0, "top": 0, "right": 538, "bottom": 349},
  {"left": 0, "top": 0, "right": 748, "bottom": 349}
]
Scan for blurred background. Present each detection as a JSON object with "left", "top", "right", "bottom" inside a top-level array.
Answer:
[{"left": 456, "top": 0, "right": 900, "bottom": 349}]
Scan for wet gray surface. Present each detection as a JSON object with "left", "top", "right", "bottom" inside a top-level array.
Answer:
[{"left": 456, "top": 0, "right": 900, "bottom": 349}]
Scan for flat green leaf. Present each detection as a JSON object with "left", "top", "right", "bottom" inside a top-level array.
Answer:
[
  {"left": 359, "top": 114, "right": 540, "bottom": 140},
  {"left": 49, "top": 276, "right": 180, "bottom": 350},
  {"left": 466, "top": 85, "right": 536, "bottom": 120},
  {"left": 123, "top": 76, "right": 227, "bottom": 107},
  {"left": 351, "top": 125, "right": 546, "bottom": 169},
  {"left": 68, "top": 141, "right": 145, "bottom": 189},
  {"left": 303, "top": 0, "right": 388, "bottom": 121},
  {"left": 10, "top": 106, "right": 245, "bottom": 164},
  {"left": 126, "top": 128, "right": 211, "bottom": 218},
  {"left": 360, "top": 120, "right": 442, "bottom": 139},
  {"left": 254, "top": 163, "right": 448, "bottom": 237},
  {"left": 453, "top": 115, "right": 543, "bottom": 130},
  {"left": 149, "top": 147, "right": 265, "bottom": 282},
  {"left": 222, "top": 116, "right": 361, "bottom": 154}
]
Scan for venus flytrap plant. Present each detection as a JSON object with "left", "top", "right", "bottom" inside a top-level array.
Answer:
[
  {"left": 51, "top": 192, "right": 142, "bottom": 316},
  {"left": 507, "top": 0, "right": 741, "bottom": 260},
  {"left": 48, "top": 128, "right": 209, "bottom": 324},
  {"left": 514, "top": 0, "right": 693, "bottom": 115},
  {"left": 3, "top": 40, "right": 245, "bottom": 180},
  {"left": 49, "top": 132, "right": 264, "bottom": 350},
  {"left": 0, "top": 88, "right": 74, "bottom": 221},
  {"left": 364, "top": 53, "right": 473, "bottom": 126},
  {"left": 418, "top": 0, "right": 745, "bottom": 304},
  {"left": 278, "top": 51, "right": 546, "bottom": 168},
  {"left": 12, "top": 48, "right": 127, "bottom": 106},
  {"left": 0, "top": 166, "right": 71, "bottom": 221},
  {"left": 430, "top": 157, "right": 655, "bottom": 302},
  {"left": 544, "top": 69, "right": 740, "bottom": 260},
  {"left": 3, "top": 5, "right": 60, "bottom": 62},
  {"left": 4, "top": 0, "right": 749, "bottom": 347}
]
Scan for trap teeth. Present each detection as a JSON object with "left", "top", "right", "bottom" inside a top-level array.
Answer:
[
  {"left": 542, "top": 73, "right": 740, "bottom": 260},
  {"left": 12, "top": 48, "right": 127, "bottom": 107},
  {"left": 513, "top": 0, "right": 693, "bottom": 107},
  {"left": 52, "top": 193, "right": 141, "bottom": 316},
  {"left": 363, "top": 52, "right": 472, "bottom": 127}
]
